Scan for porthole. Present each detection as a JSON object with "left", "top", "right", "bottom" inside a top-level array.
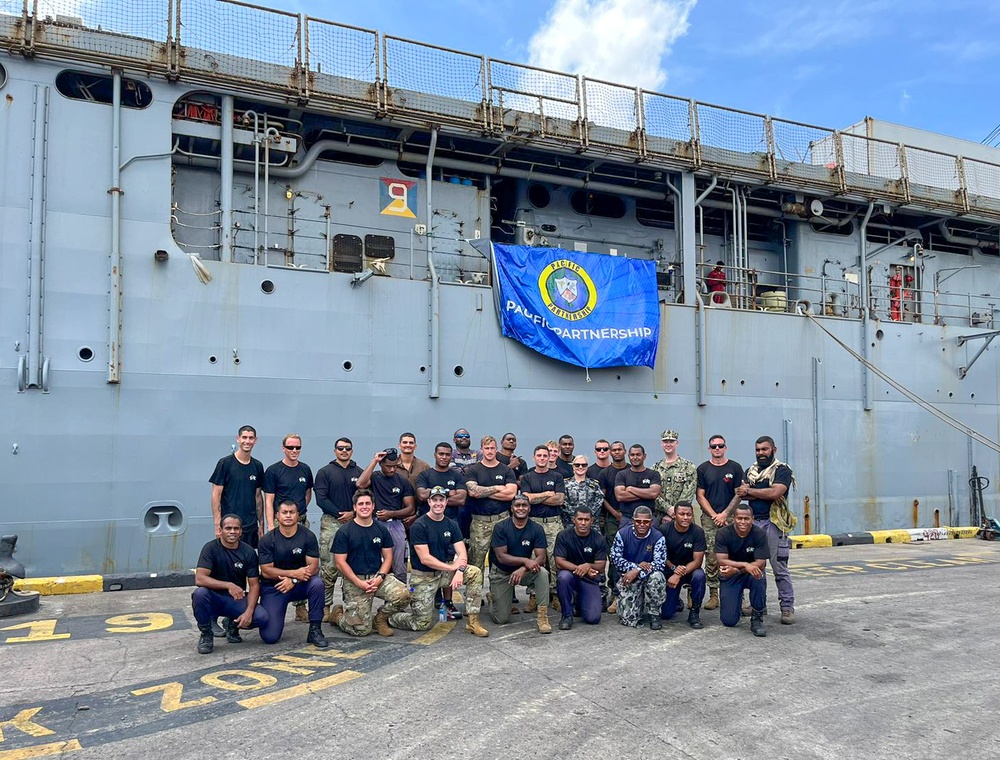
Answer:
[
  {"left": 77, "top": 346, "right": 94, "bottom": 362},
  {"left": 343, "top": 360, "right": 353, "bottom": 372},
  {"left": 55, "top": 70, "right": 152, "bottom": 108},
  {"left": 527, "top": 184, "right": 551, "bottom": 209},
  {"left": 454, "top": 365, "right": 465, "bottom": 377},
  {"left": 0, "top": 63, "right": 7, "bottom": 91},
  {"left": 260, "top": 280, "right": 275, "bottom": 294},
  {"left": 209, "top": 355, "right": 218, "bottom": 364}
]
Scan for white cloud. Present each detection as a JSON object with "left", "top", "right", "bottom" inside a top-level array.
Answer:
[{"left": 527, "top": 0, "right": 697, "bottom": 92}]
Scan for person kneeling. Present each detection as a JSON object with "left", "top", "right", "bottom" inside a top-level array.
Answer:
[
  {"left": 716, "top": 504, "right": 768, "bottom": 637},
  {"left": 554, "top": 508, "right": 607, "bottom": 630},
  {"left": 192, "top": 514, "right": 270, "bottom": 654},
  {"left": 387, "top": 487, "right": 487, "bottom": 637},
  {"left": 258, "top": 501, "right": 329, "bottom": 648},
  {"left": 329, "top": 489, "right": 411, "bottom": 637},
  {"left": 659, "top": 503, "right": 707, "bottom": 629},
  {"left": 610, "top": 506, "right": 667, "bottom": 629},
  {"left": 488, "top": 494, "right": 552, "bottom": 634}
]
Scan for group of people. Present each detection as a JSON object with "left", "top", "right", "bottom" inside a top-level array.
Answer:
[{"left": 194, "top": 426, "right": 797, "bottom": 653}]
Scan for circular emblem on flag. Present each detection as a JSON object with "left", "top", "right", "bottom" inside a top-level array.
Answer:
[{"left": 538, "top": 259, "right": 598, "bottom": 321}]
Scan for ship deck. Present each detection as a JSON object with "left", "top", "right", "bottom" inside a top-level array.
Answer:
[{"left": 2, "top": 540, "right": 997, "bottom": 759}]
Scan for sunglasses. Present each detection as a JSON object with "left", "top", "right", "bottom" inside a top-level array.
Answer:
[
  {"left": 633, "top": 519, "right": 652, "bottom": 525},
  {"left": 573, "top": 463, "right": 588, "bottom": 468},
  {"left": 455, "top": 434, "right": 470, "bottom": 439},
  {"left": 336, "top": 445, "right": 352, "bottom": 451},
  {"left": 285, "top": 445, "right": 301, "bottom": 450},
  {"left": 709, "top": 443, "right": 726, "bottom": 449},
  {"left": 595, "top": 447, "right": 609, "bottom": 452}
]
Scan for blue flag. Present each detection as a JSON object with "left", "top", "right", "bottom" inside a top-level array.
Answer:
[{"left": 492, "top": 244, "right": 660, "bottom": 369}]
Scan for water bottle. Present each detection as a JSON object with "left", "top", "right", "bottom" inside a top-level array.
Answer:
[{"left": 439, "top": 604, "right": 447, "bottom": 623}]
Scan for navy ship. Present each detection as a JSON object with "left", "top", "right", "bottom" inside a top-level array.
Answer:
[{"left": 2, "top": 0, "right": 998, "bottom": 576}]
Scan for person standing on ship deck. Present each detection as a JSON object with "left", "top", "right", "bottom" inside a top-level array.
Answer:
[
  {"left": 451, "top": 428, "right": 479, "bottom": 540},
  {"left": 598, "top": 441, "right": 630, "bottom": 613},
  {"left": 498, "top": 432, "right": 527, "bottom": 479},
  {"left": 464, "top": 436, "right": 518, "bottom": 573},
  {"left": 652, "top": 429, "right": 697, "bottom": 529},
  {"left": 695, "top": 434, "right": 744, "bottom": 612},
  {"left": 552, "top": 435, "right": 575, "bottom": 479},
  {"left": 614, "top": 444, "right": 662, "bottom": 530},
  {"left": 209, "top": 425, "right": 265, "bottom": 548}
]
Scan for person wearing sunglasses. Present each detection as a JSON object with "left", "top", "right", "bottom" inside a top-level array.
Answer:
[
  {"left": 695, "top": 435, "right": 744, "bottom": 612},
  {"left": 586, "top": 440, "right": 612, "bottom": 480},
  {"left": 451, "top": 428, "right": 479, "bottom": 471},
  {"left": 314, "top": 437, "right": 364, "bottom": 621},
  {"left": 609, "top": 506, "right": 667, "bottom": 629}
]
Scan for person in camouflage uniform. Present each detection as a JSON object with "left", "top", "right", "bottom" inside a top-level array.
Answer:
[
  {"left": 329, "top": 489, "right": 410, "bottom": 637},
  {"left": 652, "top": 429, "right": 697, "bottom": 527},
  {"left": 387, "top": 487, "right": 488, "bottom": 636},
  {"left": 609, "top": 506, "right": 667, "bottom": 629}
]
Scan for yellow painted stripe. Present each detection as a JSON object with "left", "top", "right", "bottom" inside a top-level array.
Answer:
[
  {"left": 13, "top": 577, "right": 103, "bottom": 596},
  {"left": 869, "top": 530, "right": 912, "bottom": 544},
  {"left": 789, "top": 534, "right": 833, "bottom": 548},
  {"left": 411, "top": 621, "right": 456, "bottom": 646},
  {"left": 0, "top": 740, "right": 83, "bottom": 760},
  {"left": 237, "top": 670, "right": 362, "bottom": 709},
  {"left": 947, "top": 526, "right": 980, "bottom": 539}
]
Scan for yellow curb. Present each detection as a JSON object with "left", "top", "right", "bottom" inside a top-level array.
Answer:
[
  {"left": 789, "top": 534, "right": 833, "bottom": 549},
  {"left": 869, "top": 530, "right": 912, "bottom": 544},
  {"left": 14, "top": 575, "right": 104, "bottom": 595},
  {"left": 946, "top": 526, "right": 980, "bottom": 539}
]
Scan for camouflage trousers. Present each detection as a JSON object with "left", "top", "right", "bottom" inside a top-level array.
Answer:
[
  {"left": 700, "top": 512, "right": 730, "bottom": 590},
  {"left": 388, "top": 566, "right": 484, "bottom": 632},
  {"left": 531, "top": 516, "right": 561, "bottom": 595},
  {"left": 468, "top": 514, "right": 506, "bottom": 571},
  {"left": 616, "top": 571, "right": 667, "bottom": 627},
  {"left": 337, "top": 574, "right": 410, "bottom": 637},
  {"left": 318, "top": 514, "right": 344, "bottom": 607}
]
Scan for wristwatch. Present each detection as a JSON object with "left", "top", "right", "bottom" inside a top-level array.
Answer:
[
  {"left": 457, "top": 566, "right": 467, "bottom": 574},
  {"left": 375, "top": 572, "right": 387, "bottom": 580},
  {"left": 291, "top": 578, "right": 299, "bottom": 585}
]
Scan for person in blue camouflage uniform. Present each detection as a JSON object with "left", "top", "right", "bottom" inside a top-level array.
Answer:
[{"left": 609, "top": 506, "right": 667, "bottom": 629}]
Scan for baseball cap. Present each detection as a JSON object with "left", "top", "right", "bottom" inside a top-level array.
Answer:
[
  {"left": 660, "top": 430, "right": 679, "bottom": 441},
  {"left": 429, "top": 486, "right": 449, "bottom": 497}
]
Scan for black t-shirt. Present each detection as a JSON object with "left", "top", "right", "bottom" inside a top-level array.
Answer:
[
  {"left": 520, "top": 469, "right": 566, "bottom": 519},
  {"left": 552, "top": 458, "right": 573, "bottom": 479},
  {"left": 747, "top": 464, "right": 793, "bottom": 520},
  {"left": 498, "top": 453, "right": 528, "bottom": 479},
  {"left": 662, "top": 523, "right": 707, "bottom": 567},
  {"left": 715, "top": 524, "right": 768, "bottom": 564},
  {"left": 196, "top": 539, "right": 259, "bottom": 590},
  {"left": 415, "top": 467, "right": 465, "bottom": 517},
  {"left": 263, "top": 461, "right": 314, "bottom": 516},
  {"left": 209, "top": 454, "right": 265, "bottom": 527},
  {"left": 258, "top": 526, "right": 319, "bottom": 586},
  {"left": 696, "top": 460, "right": 745, "bottom": 511},
  {"left": 554, "top": 528, "right": 608, "bottom": 567},
  {"left": 370, "top": 471, "right": 414, "bottom": 513},
  {"left": 614, "top": 467, "right": 662, "bottom": 517},
  {"left": 409, "top": 514, "right": 462, "bottom": 572},
  {"left": 598, "top": 465, "right": 629, "bottom": 514},
  {"left": 331, "top": 519, "right": 394, "bottom": 576},
  {"left": 586, "top": 463, "right": 608, "bottom": 481},
  {"left": 489, "top": 518, "right": 547, "bottom": 574},
  {"left": 314, "top": 460, "right": 363, "bottom": 517},
  {"left": 465, "top": 461, "right": 516, "bottom": 516}
]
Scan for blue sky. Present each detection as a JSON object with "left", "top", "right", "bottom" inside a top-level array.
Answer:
[{"left": 255, "top": 0, "right": 1000, "bottom": 146}]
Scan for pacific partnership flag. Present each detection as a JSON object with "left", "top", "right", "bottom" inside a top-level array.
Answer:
[{"left": 492, "top": 244, "right": 660, "bottom": 369}]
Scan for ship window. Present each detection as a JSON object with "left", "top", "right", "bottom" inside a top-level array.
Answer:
[
  {"left": 365, "top": 235, "right": 396, "bottom": 260},
  {"left": 636, "top": 197, "right": 675, "bottom": 229},
  {"left": 570, "top": 189, "right": 625, "bottom": 218},
  {"left": 56, "top": 70, "right": 152, "bottom": 109},
  {"left": 810, "top": 219, "right": 854, "bottom": 236},
  {"left": 0, "top": 63, "right": 6, "bottom": 91},
  {"left": 331, "top": 234, "right": 363, "bottom": 273},
  {"left": 527, "top": 184, "right": 550, "bottom": 209}
]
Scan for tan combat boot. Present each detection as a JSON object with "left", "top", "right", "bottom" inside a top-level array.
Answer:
[
  {"left": 295, "top": 605, "right": 309, "bottom": 623},
  {"left": 525, "top": 596, "right": 538, "bottom": 613},
  {"left": 373, "top": 607, "right": 394, "bottom": 637},
  {"left": 465, "top": 613, "right": 489, "bottom": 637},
  {"left": 704, "top": 588, "right": 720, "bottom": 611},
  {"left": 551, "top": 597, "right": 561, "bottom": 613},
  {"left": 607, "top": 598, "right": 618, "bottom": 615},
  {"left": 536, "top": 605, "right": 552, "bottom": 634},
  {"left": 328, "top": 605, "right": 345, "bottom": 627}
]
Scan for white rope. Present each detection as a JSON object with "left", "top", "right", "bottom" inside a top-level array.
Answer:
[{"left": 802, "top": 310, "right": 1000, "bottom": 454}]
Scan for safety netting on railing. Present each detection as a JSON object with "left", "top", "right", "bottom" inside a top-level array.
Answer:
[
  {"left": 490, "top": 59, "right": 579, "bottom": 139},
  {"left": 643, "top": 91, "right": 693, "bottom": 157},
  {"left": 695, "top": 102, "right": 770, "bottom": 174},
  {"left": 903, "top": 145, "right": 962, "bottom": 207},
  {"left": 32, "top": 0, "right": 169, "bottom": 60},
  {"left": 306, "top": 17, "right": 378, "bottom": 105},
  {"left": 179, "top": 0, "right": 300, "bottom": 88},
  {"left": 964, "top": 158, "right": 1000, "bottom": 212},
  {"left": 771, "top": 118, "right": 841, "bottom": 190},
  {"left": 383, "top": 35, "right": 485, "bottom": 124},
  {"left": 839, "top": 133, "right": 906, "bottom": 198},
  {"left": 582, "top": 78, "right": 640, "bottom": 150},
  {"left": 0, "top": 0, "right": 26, "bottom": 46}
]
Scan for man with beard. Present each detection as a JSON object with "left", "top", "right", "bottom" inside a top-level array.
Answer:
[
  {"left": 736, "top": 436, "right": 796, "bottom": 624},
  {"left": 552, "top": 435, "right": 575, "bottom": 479},
  {"left": 357, "top": 448, "right": 415, "bottom": 584},
  {"left": 396, "top": 432, "right": 430, "bottom": 488},
  {"left": 314, "top": 437, "right": 363, "bottom": 620},
  {"left": 554, "top": 508, "right": 607, "bottom": 629},
  {"left": 488, "top": 493, "right": 552, "bottom": 634},
  {"left": 716, "top": 504, "right": 769, "bottom": 637},
  {"left": 497, "top": 432, "right": 527, "bottom": 479},
  {"left": 609, "top": 506, "right": 667, "bottom": 629},
  {"left": 451, "top": 428, "right": 479, "bottom": 471},
  {"left": 659, "top": 503, "right": 707, "bottom": 629},
  {"left": 695, "top": 434, "right": 744, "bottom": 611}
]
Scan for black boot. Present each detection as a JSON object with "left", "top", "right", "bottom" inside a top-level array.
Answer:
[
  {"left": 750, "top": 609, "right": 767, "bottom": 637},
  {"left": 307, "top": 622, "right": 330, "bottom": 649},
  {"left": 226, "top": 619, "right": 243, "bottom": 644},
  {"left": 687, "top": 607, "right": 704, "bottom": 630},
  {"left": 558, "top": 616, "right": 573, "bottom": 630},
  {"left": 197, "top": 624, "right": 215, "bottom": 654},
  {"left": 648, "top": 613, "right": 662, "bottom": 631},
  {"left": 211, "top": 617, "right": 227, "bottom": 638}
]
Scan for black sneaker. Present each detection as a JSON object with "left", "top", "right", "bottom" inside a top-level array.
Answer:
[
  {"left": 197, "top": 626, "right": 214, "bottom": 654},
  {"left": 558, "top": 616, "right": 573, "bottom": 630},
  {"left": 226, "top": 619, "right": 243, "bottom": 644},
  {"left": 687, "top": 610, "right": 704, "bottom": 630},
  {"left": 648, "top": 614, "right": 663, "bottom": 631},
  {"left": 444, "top": 600, "right": 463, "bottom": 620},
  {"left": 434, "top": 588, "right": 444, "bottom": 610}
]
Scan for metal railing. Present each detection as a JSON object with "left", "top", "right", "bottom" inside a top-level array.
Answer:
[{"left": 5, "top": 0, "right": 1000, "bottom": 217}]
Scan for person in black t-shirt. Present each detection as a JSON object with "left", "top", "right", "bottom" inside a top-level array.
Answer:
[
  {"left": 520, "top": 445, "right": 566, "bottom": 612},
  {"left": 357, "top": 448, "right": 415, "bottom": 584},
  {"left": 209, "top": 425, "right": 265, "bottom": 547},
  {"left": 385, "top": 487, "right": 488, "bottom": 636},
  {"left": 615, "top": 444, "right": 663, "bottom": 524},
  {"left": 262, "top": 433, "right": 314, "bottom": 531},
  {"left": 586, "top": 439, "right": 612, "bottom": 482},
  {"left": 191, "top": 514, "right": 270, "bottom": 654},
  {"left": 498, "top": 432, "right": 527, "bottom": 479},
  {"left": 257, "top": 501, "right": 328, "bottom": 648},
  {"left": 329, "top": 489, "right": 411, "bottom": 637},
  {"left": 554, "top": 508, "right": 607, "bottom": 628},
  {"left": 488, "top": 494, "right": 552, "bottom": 633},
  {"left": 599, "top": 441, "right": 630, "bottom": 613},
  {"left": 314, "top": 437, "right": 363, "bottom": 618},
  {"left": 465, "top": 436, "right": 518, "bottom": 573},
  {"left": 659, "top": 503, "right": 707, "bottom": 629},
  {"left": 695, "top": 435, "right": 745, "bottom": 611},
  {"left": 716, "top": 504, "right": 768, "bottom": 637}
]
